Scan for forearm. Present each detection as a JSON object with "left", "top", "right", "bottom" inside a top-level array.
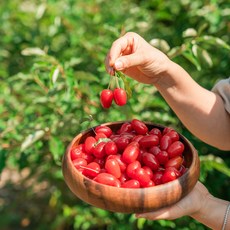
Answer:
[
  {"left": 190, "top": 195, "right": 230, "bottom": 230},
  {"left": 154, "top": 61, "right": 230, "bottom": 150}
]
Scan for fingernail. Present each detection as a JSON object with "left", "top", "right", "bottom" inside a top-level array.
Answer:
[
  {"left": 114, "top": 60, "right": 123, "bottom": 70},
  {"left": 109, "top": 66, "right": 115, "bottom": 75}
]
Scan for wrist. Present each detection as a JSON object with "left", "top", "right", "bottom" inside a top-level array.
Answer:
[
  {"left": 189, "top": 193, "right": 212, "bottom": 219},
  {"left": 190, "top": 194, "right": 229, "bottom": 230}
]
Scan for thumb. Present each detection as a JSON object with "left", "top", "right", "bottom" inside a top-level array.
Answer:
[{"left": 114, "top": 53, "right": 143, "bottom": 71}]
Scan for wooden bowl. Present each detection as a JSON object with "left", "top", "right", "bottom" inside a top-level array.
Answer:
[{"left": 62, "top": 121, "right": 200, "bottom": 214}]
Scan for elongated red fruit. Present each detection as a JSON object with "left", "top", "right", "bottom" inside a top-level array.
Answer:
[
  {"left": 113, "top": 88, "right": 127, "bottom": 106},
  {"left": 100, "top": 89, "right": 113, "bottom": 108}
]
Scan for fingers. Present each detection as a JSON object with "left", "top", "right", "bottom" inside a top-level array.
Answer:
[
  {"left": 135, "top": 207, "right": 175, "bottom": 221},
  {"left": 135, "top": 182, "right": 209, "bottom": 221},
  {"left": 105, "top": 32, "right": 139, "bottom": 74}
]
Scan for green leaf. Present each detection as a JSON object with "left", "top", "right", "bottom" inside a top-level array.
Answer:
[
  {"left": 200, "top": 155, "right": 230, "bottom": 177},
  {"left": 65, "top": 57, "right": 82, "bottom": 68},
  {"left": 116, "top": 71, "right": 132, "bottom": 99},
  {"left": 137, "top": 218, "right": 147, "bottom": 229},
  {"left": 182, "top": 50, "right": 201, "bottom": 71},
  {"left": 198, "top": 36, "right": 230, "bottom": 50},
  {"left": 192, "top": 44, "right": 213, "bottom": 67},
  {"left": 50, "top": 67, "right": 60, "bottom": 85},
  {"left": 74, "top": 71, "right": 99, "bottom": 82},
  {"left": 49, "top": 136, "right": 65, "bottom": 165},
  {"left": 149, "top": 38, "right": 170, "bottom": 52},
  {"left": 20, "top": 130, "right": 45, "bottom": 152},
  {"left": 182, "top": 28, "right": 197, "bottom": 38},
  {"left": 21, "top": 47, "right": 46, "bottom": 56},
  {"left": 95, "top": 138, "right": 111, "bottom": 146},
  {"left": 201, "top": 49, "right": 213, "bottom": 67}
]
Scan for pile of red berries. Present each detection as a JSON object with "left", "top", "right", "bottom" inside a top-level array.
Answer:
[{"left": 70, "top": 119, "right": 187, "bottom": 188}]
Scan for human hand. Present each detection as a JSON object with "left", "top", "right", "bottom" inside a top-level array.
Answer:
[
  {"left": 135, "top": 181, "right": 210, "bottom": 220},
  {"left": 105, "top": 32, "right": 171, "bottom": 84}
]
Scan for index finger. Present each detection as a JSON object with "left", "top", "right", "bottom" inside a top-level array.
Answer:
[{"left": 106, "top": 32, "right": 137, "bottom": 67}]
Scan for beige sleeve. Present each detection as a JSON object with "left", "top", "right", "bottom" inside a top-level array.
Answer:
[{"left": 212, "top": 78, "right": 230, "bottom": 114}]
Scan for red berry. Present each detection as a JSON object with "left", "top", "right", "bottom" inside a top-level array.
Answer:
[
  {"left": 94, "top": 173, "right": 121, "bottom": 187},
  {"left": 104, "top": 141, "right": 118, "bottom": 155},
  {"left": 82, "top": 162, "right": 100, "bottom": 178},
  {"left": 122, "top": 144, "right": 140, "bottom": 164},
  {"left": 133, "top": 167, "right": 151, "bottom": 187},
  {"left": 142, "top": 152, "right": 160, "bottom": 171},
  {"left": 131, "top": 119, "right": 148, "bottom": 135},
  {"left": 167, "top": 141, "right": 185, "bottom": 158},
  {"left": 121, "top": 179, "right": 140, "bottom": 188},
  {"left": 105, "top": 158, "right": 121, "bottom": 178},
  {"left": 95, "top": 125, "right": 113, "bottom": 137},
  {"left": 84, "top": 136, "right": 96, "bottom": 154},
  {"left": 139, "top": 135, "right": 159, "bottom": 148},
  {"left": 113, "top": 88, "right": 127, "bottom": 106},
  {"left": 161, "top": 167, "right": 179, "bottom": 184},
  {"left": 160, "top": 135, "right": 172, "bottom": 150},
  {"left": 100, "top": 89, "right": 113, "bottom": 108}
]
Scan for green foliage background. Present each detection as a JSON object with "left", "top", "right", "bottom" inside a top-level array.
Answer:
[{"left": 0, "top": 0, "right": 229, "bottom": 229}]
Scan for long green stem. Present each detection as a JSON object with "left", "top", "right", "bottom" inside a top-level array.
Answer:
[{"left": 115, "top": 71, "right": 120, "bottom": 88}]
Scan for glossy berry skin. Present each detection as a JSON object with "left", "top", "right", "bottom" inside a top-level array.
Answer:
[
  {"left": 165, "top": 156, "right": 184, "bottom": 170},
  {"left": 118, "top": 122, "right": 133, "bottom": 134},
  {"left": 100, "top": 89, "right": 114, "bottom": 108},
  {"left": 149, "top": 128, "right": 162, "bottom": 139},
  {"left": 133, "top": 167, "right": 151, "bottom": 187},
  {"left": 113, "top": 88, "right": 127, "bottom": 106},
  {"left": 95, "top": 125, "right": 113, "bottom": 137},
  {"left": 143, "top": 166, "right": 154, "bottom": 179},
  {"left": 72, "top": 158, "right": 87, "bottom": 170},
  {"left": 107, "top": 154, "right": 127, "bottom": 172},
  {"left": 84, "top": 136, "right": 96, "bottom": 154},
  {"left": 155, "top": 150, "right": 169, "bottom": 165},
  {"left": 104, "top": 141, "right": 118, "bottom": 155},
  {"left": 167, "top": 141, "right": 185, "bottom": 158},
  {"left": 95, "top": 132, "right": 107, "bottom": 141},
  {"left": 161, "top": 168, "right": 178, "bottom": 184},
  {"left": 121, "top": 179, "right": 140, "bottom": 188},
  {"left": 131, "top": 119, "right": 148, "bottom": 135},
  {"left": 149, "top": 146, "right": 161, "bottom": 155},
  {"left": 122, "top": 144, "right": 140, "bottom": 164},
  {"left": 81, "top": 152, "right": 94, "bottom": 164},
  {"left": 94, "top": 173, "right": 121, "bottom": 187},
  {"left": 126, "top": 160, "right": 141, "bottom": 179},
  {"left": 114, "top": 136, "right": 130, "bottom": 151},
  {"left": 160, "top": 135, "right": 172, "bottom": 150},
  {"left": 82, "top": 162, "right": 100, "bottom": 178},
  {"left": 70, "top": 144, "right": 84, "bottom": 160},
  {"left": 165, "top": 130, "right": 180, "bottom": 142},
  {"left": 152, "top": 170, "right": 164, "bottom": 185},
  {"left": 142, "top": 152, "right": 160, "bottom": 171},
  {"left": 105, "top": 159, "right": 121, "bottom": 178},
  {"left": 92, "top": 142, "right": 106, "bottom": 158},
  {"left": 139, "top": 135, "right": 159, "bottom": 148}
]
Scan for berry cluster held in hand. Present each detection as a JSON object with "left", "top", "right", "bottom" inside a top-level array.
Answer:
[
  {"left": 100, "top": 71, "right": 130, "bottom": 109},
  {"left": 70, "top": 119, "right": 187, "bottom": 188},
  {"left": 100, "top": 88, "right": 127, "bottom": 108}
]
